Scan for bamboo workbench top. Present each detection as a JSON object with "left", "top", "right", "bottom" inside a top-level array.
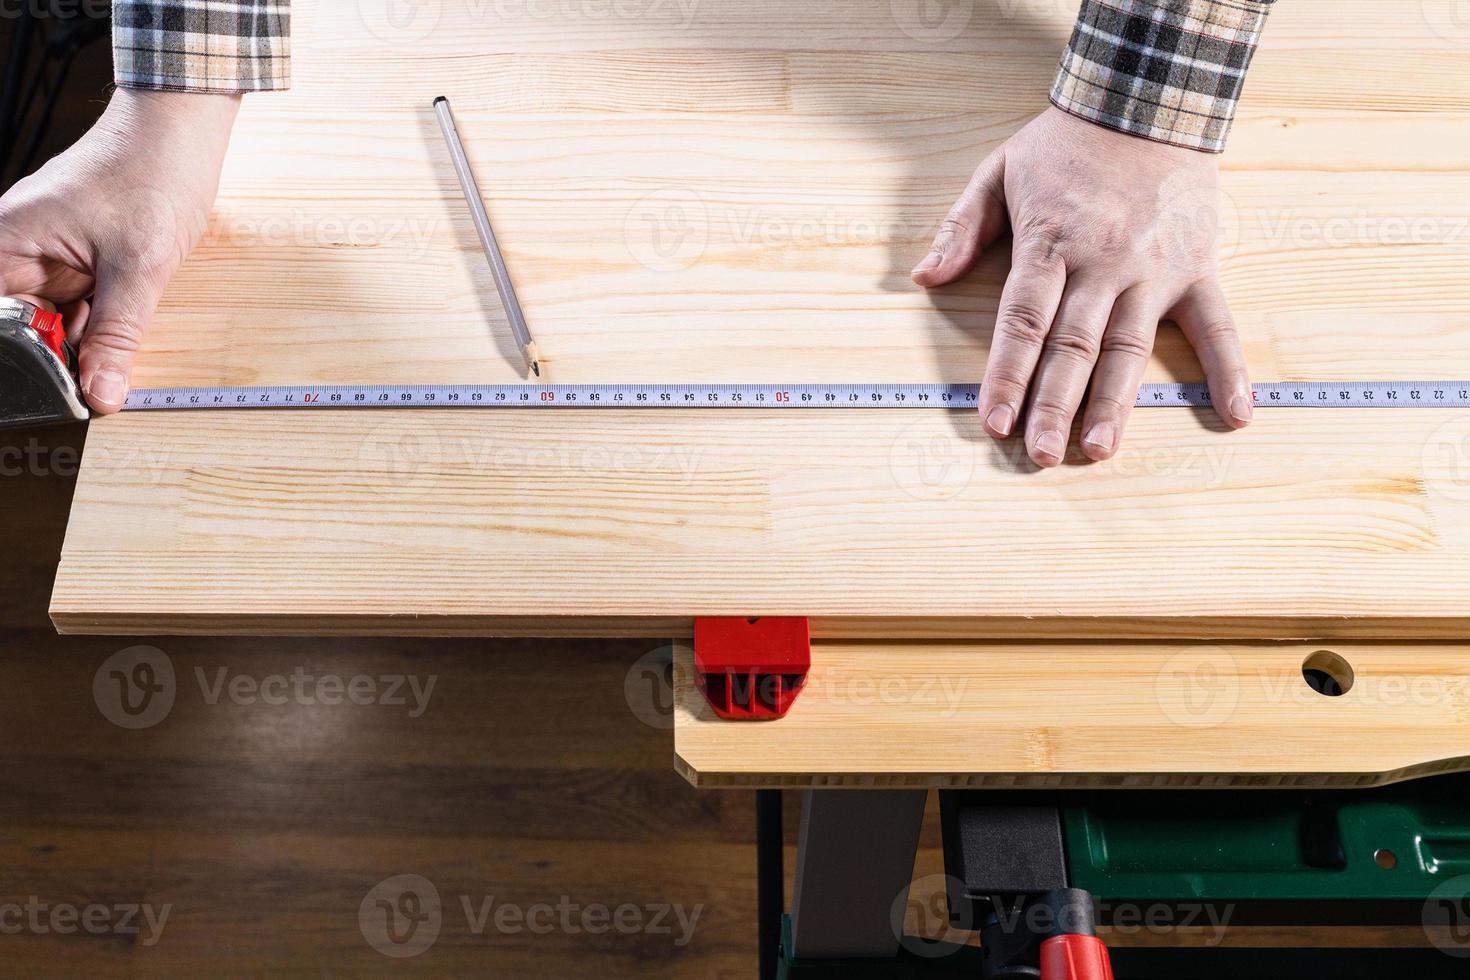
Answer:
[{"left": 50, "top": 1, "right": 1470, "bottom": 639}]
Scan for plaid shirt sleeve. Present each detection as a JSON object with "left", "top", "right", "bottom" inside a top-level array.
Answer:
[
  {"left": 113, "top": 0, "right": 291, "bottom": 93},
  {"left": 1052, "top": 0, "right": 1275, "bottom": 153}
]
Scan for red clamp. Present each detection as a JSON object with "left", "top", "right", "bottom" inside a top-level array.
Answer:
[
  {"left": 1040, "top": 934, "right": 1114, "bottom": 980},
  {"left": 693, "top": 617, "right": 809, "bottom": 720},
  {"left": 26, "top": 306, "right": 68, "bottom": 362}
]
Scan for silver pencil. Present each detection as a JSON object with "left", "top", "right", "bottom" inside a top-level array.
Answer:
[{"left": 433, "top": 96, "right": 542, "bottom": 378}]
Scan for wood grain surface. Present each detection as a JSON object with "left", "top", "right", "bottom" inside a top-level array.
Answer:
[
  {"left": 51, "top": 1, "right": 1470, "bottom": 635},
  {"left": 675, "top": 640, "right": 1470, "bottom": 788}
]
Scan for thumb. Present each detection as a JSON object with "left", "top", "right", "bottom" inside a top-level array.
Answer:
[
  {"left": 912, "top": 147, "right": 1009, "bottom": 288},
  {"left": 77, "top": 266, "right": 165, "bottom": 414}
]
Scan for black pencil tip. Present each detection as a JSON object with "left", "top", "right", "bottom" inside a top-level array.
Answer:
[{"left": 532, "top": 362, "right": 541, "bottom": 378}]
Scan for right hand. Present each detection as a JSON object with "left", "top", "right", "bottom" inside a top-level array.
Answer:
[{"left": 0, "top": 89, "right": 239, "bottom": 413}]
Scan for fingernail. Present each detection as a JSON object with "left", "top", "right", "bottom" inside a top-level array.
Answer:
[
  {"left": 985, "top": 404, "right": 1016, "bottom": 437},
  {"left": 87, "top": 369, "right": 129, "bottom": 408},
  {"left": 1083, "top": 422, "right": 1117, "bottom": 455},
  {"left": 1034, "top": 430, "right": 1066, "bottom": 462},
  {"left": 911, "top": 251, "right": 942, "bottom": 275},
  {"left": 1230, "top": 393, "right": 1254, "bottom": 424}
]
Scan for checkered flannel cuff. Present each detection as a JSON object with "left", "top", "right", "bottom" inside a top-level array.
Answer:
[
  {"left": 113, "top": 0, "right": 291, "bottom": 94},
  {"left": 1052, "top": 0, "right": 1274, "bottom": 153}
]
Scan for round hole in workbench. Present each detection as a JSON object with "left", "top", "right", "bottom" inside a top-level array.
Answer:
[
  {"left": 1302, "top": 650, "right": 1355, "bottom": 698},
  {"left": 1375, "top": 849, "right": 1398, "bottom": 870}
]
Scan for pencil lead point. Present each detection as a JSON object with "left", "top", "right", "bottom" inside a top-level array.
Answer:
[{"left": 532, "top": 361, "right": 541, "bottom": 378}]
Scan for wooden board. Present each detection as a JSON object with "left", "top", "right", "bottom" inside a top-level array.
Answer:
[
  {"left": 674, "top": 641, "right": 1470, "bottom": 788},
  {"left": 48, "top": 408, "right": 1470, "bottom": 637},
  {"left": 50, "top": 1, "right": 1470, "bottom": 636}
]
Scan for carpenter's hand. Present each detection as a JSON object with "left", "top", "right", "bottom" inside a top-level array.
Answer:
[
  {"left": 0, "top": 89, "right": 239, "bottom": 413},
  {"left": 912, "top": 107, "right": 1252, "bottom": 467}
]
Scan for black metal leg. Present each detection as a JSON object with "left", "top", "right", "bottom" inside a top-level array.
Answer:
[
  {"left": 789, "top": 789, "right": 928, "bottom": 959},
  {"left": 757, "top": 789, "right": 784, "bottom": 980}
]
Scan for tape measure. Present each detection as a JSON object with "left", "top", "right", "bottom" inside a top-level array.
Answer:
[{"left": 119, "top": 381, "right": 1470, "bottom": 412}]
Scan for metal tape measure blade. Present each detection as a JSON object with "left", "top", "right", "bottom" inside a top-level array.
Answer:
[{"left": 119, "top": 382, "right": 1470, "bottom": 412}]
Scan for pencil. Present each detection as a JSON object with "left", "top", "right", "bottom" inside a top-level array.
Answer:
[{"left": 433, "top": 96, "right": 542, "bottom": 378}]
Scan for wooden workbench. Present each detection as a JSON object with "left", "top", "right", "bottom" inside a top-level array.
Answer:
[{"left": 48, "top": 2, "right": 1470, "bottom": 785}]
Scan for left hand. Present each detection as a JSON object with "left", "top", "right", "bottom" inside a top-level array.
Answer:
[{"left": 912, "top": 107, "right": 1253, "bottom": 467}]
